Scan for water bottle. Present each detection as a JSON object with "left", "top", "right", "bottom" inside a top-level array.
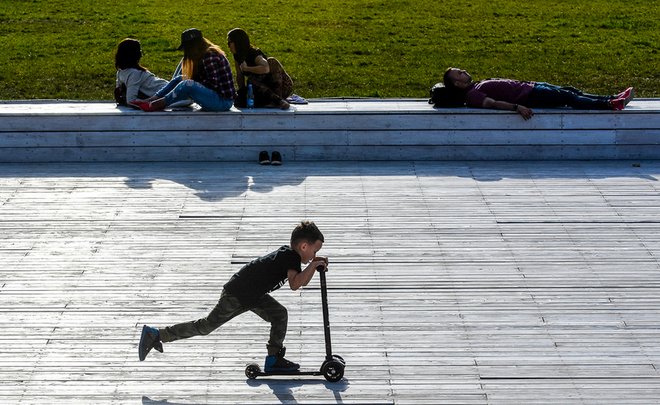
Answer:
[{"left": 246, "top": 82, "right": 254, "bottom": 109}]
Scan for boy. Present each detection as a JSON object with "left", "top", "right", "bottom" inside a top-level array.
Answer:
[{"left": 138, "top": 221, "right": 328, "bottom": 372}]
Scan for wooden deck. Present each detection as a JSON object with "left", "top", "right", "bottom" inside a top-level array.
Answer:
[
  {"left": 1, "top": 98, "right": 659, "bottom": 162},
  {"left": 1, "top": 160, "right": 660, "bottom": 404}
]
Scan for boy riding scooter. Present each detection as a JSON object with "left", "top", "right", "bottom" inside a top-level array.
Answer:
[{"left": 139, "top": 221, "right": 327, "bottom": 372}]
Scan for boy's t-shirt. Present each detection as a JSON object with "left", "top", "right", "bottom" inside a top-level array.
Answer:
[{"left": 224, "top": 245, "right": 301, "bottom": 305}]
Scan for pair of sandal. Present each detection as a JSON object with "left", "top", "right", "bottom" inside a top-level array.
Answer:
[{"left": 259, "top": 151, "right": 282, "bottom": 166}]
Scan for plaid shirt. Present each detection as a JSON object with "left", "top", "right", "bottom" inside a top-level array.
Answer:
[{"left": 197, "top": 51, "right": 236, "bottom": 100}]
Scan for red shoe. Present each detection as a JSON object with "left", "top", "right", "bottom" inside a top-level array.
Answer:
[
  {"left": 129, "top": 100, "right": 152, "bottom": 111},
  {"left": 615, "top": 87, "right": 634, "bottom": 102},
  {"left": 609, "top": 97, "right": 625, "bottom": 111},
  {"left": 128, "top": 100, "right": 158, "bottom": 112}
]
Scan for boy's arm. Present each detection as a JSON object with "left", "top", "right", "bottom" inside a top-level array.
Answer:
[{"left": 288, "top": 257, "right": 328, "bottom": 291}]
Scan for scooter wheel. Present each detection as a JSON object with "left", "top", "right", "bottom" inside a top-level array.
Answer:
[
  {"left": 321, "top": 359, "right": 344, "bottom": 382},
  {"left": 245, "top": 363, "right": 261, "bottom": 379}
]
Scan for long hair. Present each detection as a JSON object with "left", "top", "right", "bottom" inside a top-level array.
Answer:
[
  {"left": 115, "top": 38, "right": 145, "bottom": 71},
  {"left": 181, "top": 37, "right": 226, "bottom": 79},
  {"left": 227, "top": 28, "right": 252, "bottom": 64}
]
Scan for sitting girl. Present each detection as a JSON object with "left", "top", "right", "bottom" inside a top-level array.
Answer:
[
  {"left": 114, "top": 38, "right": 169, "bottom": 108},
  {"left": 132, "top": 28, "right": 235, "bottom": 112},
  {"left": 227, "top": 28, "right": 293, "bottom": 110}
]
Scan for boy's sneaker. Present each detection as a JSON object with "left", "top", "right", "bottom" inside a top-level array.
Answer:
[
  {"left": 259, "top": 151, "right": 271, "bottom": 165},
  {"left": 271, "top": 151, "right": 282, "bottom": 166},
  {"left": 138, "top": 325, "right": 163, "bottom": 361},
  {"left": 264, "top": 355, "right": 300, "bottom": 372}
]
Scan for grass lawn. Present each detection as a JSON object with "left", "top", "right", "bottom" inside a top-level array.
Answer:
[{"left": 0, "top": 0, "right": 658, "bottom": 100}]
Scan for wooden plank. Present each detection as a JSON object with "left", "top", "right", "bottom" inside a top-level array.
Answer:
[{"left": 2, "top": 160, "right": 660, "bottom": 402}]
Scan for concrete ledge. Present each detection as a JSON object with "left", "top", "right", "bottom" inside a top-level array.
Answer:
[{"left": 0, "top": 98, "right": 659, "bottom": 162}]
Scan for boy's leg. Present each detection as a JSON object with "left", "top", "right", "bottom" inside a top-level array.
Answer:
[
  {"left": 250, "top": 294, "right": 288, "bottom": 352},
  {"left": 139, "top": 290, "right": 247, "bottom": 361},
  {"left": 160, "top": 290, "right": 247, "bottom": 343},
  {"left": 250, "top": 294, "right": 299, "bottom": 371}
]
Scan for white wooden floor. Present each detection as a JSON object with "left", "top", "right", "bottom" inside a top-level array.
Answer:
[{"left": 2, "top": 160, "right": 660, "bottom": 404}]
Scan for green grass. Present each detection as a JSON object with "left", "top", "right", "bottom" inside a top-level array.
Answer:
[{"left": 0, "top": 0, "right": 658, "bottom": 100}]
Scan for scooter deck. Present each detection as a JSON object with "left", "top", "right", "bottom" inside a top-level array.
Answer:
[
  {"left": 245, "top": 357, "right": 345, "bottom": 382},
  {"left": 245, "top": 363, "right": 321, "bottom": 379},
  {"left": 253, "top": 369, "right": 322, "bottom": 377}
]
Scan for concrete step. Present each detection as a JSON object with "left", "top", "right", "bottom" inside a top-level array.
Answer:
[{"left": 0, "top": 98, "right": 658, "bottom": 162}]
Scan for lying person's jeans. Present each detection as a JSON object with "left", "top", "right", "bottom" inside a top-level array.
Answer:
[
  {"left": 528, "top": 82, "right": 612, "bottom": 110},
  {"left": 154, "top": 76, "right": 233, "bottom": 112}
]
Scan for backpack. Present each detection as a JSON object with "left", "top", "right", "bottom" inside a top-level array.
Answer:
[
  {"left": 428, "top": 82, "right": 464, "bottom": 108},
  {"left": 114, "top": 84, "right": 127, "bottom": 106}
]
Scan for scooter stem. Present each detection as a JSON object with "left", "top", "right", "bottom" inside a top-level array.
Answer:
[{"left": 319, "top": 268, "right": 333, "bottom": 360}]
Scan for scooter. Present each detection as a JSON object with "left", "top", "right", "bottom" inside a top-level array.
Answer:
[{"left": 245, "top": 265, "right": 346, "bottom": 382}]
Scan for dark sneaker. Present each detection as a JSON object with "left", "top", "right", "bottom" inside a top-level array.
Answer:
[
  {"left": 264, "top": 355, "right": 300, "bottom": 372},
  {"left": 138, "top": 325, "right": 163, "bottom": 361},
  {"left": 259, "top": 151, "right": 270, "bottom": 165},
  {"left": 271, "top": 151, "right": 282, "bottom": 166}
]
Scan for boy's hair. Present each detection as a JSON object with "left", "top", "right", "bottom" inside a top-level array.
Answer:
[{"left": 290, "top": 221, "right": 324, "bottom": 246}]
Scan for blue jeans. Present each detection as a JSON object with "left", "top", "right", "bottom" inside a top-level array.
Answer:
[
  {"left": 528, "top": 82, "right": 612, "bottom": 110},
  {"left": 155, "top": 76, "right": 233, "bottom": 112}
]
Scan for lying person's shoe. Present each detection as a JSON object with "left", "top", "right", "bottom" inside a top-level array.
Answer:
[
  {"left": 610, "top": 97, "right": 625, "bottom": 111},
  {"left": 138, "top": 325, "right": 163, "bottom": 361},
  {"left": 259, "top": 151, "right": 270, "bottom": 165},
  {"left": 622, "top": 87, "right": 635, "bottom": 107},
  {"left": 615, "top": 87, "right": 634, "bottom": 103},
  {"left": 278, "top": 99, "right": 290, "bottom": 110},
  {"left": 271, "top": 151, "right": 282, "bottom": 166}
]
